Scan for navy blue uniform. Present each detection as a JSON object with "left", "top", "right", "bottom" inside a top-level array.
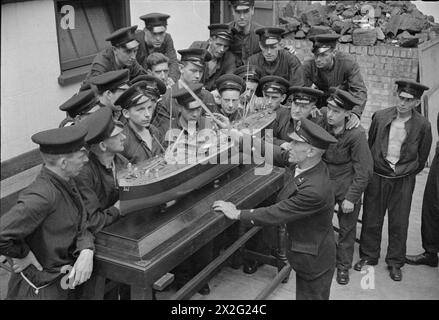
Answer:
[
  {"left": 240, "top": 145, "right": 336, "bottom": 300},
  {"left": 0, "top": 167, "right": 94, "bottom": 299}
]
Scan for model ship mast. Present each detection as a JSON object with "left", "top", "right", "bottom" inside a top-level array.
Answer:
[{"left": 117, "top": 81, "right": 276, "bottom": 214}]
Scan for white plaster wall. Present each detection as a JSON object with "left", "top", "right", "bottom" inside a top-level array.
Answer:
[
  {"left": 1, "top": 0, "right": 210, "bottom": 162},
  {"left": 130, "top": 0, "right": 210, "bottom": 56},
  {"left": 1, "top": 0, "right": 79, "bottom": 161}
]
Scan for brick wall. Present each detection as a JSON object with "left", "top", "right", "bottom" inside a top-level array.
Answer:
[{"left": 284, "top": 39, "right": 420, "bottom": 130}]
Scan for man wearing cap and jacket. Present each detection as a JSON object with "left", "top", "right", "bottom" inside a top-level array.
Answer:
[
  {"left": 258, "top": 75, "right": 290, "bottom": 112},
  {"left": 73, "top": 108, "right": 128, "bottom": 299},
  {"left": 74, "top": 108, "right": 128, "bottom": 235},
  {"left": 159, "top": 48, "right": 219, "bottom": 134},
  {"left": 135, "top": 13, "right": 180, "bottom": 85},
  {"left": 248, "top": 27, "right": 304, "bottom": 87},
  {"left": 227, "top": 0, "right": 264, "bottom": 67},
  {"left": 322, "top": 88, "right": 373, "bottom": 285},
  {"left": 215, "top": 74, "right": 246, "bottom": 122},
  {"left": 117, "top": 79, "right": 167, "bottom": 164},
  {"left": 273, "top": 86, "right": 325, "bottom": 149},
  {"left": 355, "top": 80, "right": 432, "bottom": 282},
  {"left": 303, "top": 34, "right": 367, "bottom": 130},
  {"left": 406, "top": 113, "right": 439, "bottom": 268},
  {"left": 233, "top": 64, "right": 264, "bottom": 111},
  {"left": 214, "top": 118, "right": 338, "bottom": 300},
  {"left": 129, "top": 74, "right": 169, "bottom": 139},
  {"left": 0, "top": 126, "right": 94, "bottom": 299},
  {"left": 88, "top": 70, "right": 131, "bottom": 121},
  {"left": 84, "top": 26, "right": 147, "bottom": 85},
  {"left": 191, "top": 24, "right": 237, "bottom": 91},
  {"left": 59, "top": 89, "right": 100, "bottom": 127}
]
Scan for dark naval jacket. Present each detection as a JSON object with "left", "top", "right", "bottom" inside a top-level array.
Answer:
[
  {"left": 303, "top": 51, "right": 367, "bottom": 117},
  {"left": 0, "top": 166, "right": 94, "bottom": 286},
  {"left": 84, "top": 47, "right": 147, "bottom": 83},
  {"left": 248, "top": 50, "right": 304, "bottom": 87},
  {"left": 228, "top": 21, "right": 264, "bottom": 67},
  {"left": 368, "top": 106, "right": 432, "bottom": 178},
  {"left": 74, "top": 153, "right": 129, "bottom": 234},
  {"left": 190, "top": 40, "right": 237, "bottom": 91},
  {"left": 322, "top": 123, "right": 373, "bottom": 204},
  {"left": 121, "top": 122, "right": 165, "bottom": 164},
  {"left": 240, "top": 146, "right": 336, "bottom": 280}
]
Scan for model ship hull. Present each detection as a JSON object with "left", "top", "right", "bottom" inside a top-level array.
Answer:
[{"left": 118, "top": 109, "right": 276, "bottom": 214}]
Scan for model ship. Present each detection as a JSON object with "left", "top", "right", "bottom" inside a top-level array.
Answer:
[{"left": 118, "top": 107, "right": 276, "bottom": 214}]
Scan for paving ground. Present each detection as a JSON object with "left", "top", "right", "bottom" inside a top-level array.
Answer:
[{"left": 1, "top": 168, "right": 438, "bottom": 300}]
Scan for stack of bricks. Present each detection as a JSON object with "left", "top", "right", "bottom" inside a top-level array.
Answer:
[{"left": 284, "top": 39, "right": 419, "bottom": 130}]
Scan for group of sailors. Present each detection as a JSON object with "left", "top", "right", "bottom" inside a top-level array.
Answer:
[{"left": 1, "top": 0, "right": 438, "bottom": 300}]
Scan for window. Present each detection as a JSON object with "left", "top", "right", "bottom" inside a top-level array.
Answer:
[{"left": 55, "top": 0, "right": 130, "bottom": 85}]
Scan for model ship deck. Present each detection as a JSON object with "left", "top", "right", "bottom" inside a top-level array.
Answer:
[{"left": 117, "top": 108, "right": 276, "bottom": 214}]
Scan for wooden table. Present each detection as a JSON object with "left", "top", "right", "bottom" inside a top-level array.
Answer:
[{"left": 92, "top": 164, "right": 285, "bottom": 300}]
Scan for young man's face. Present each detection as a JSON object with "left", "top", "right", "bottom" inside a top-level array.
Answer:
[
  {"left": 145, "top": 26, "right": 167, "bottom": 48},
  {"left": 209, "top": 37, "right": 230, "bottom": 59},
  {"left": 104, "top": 132, "right": 126, "bottom": 154},
  {"left": 263, "top": 91, "right": 285, "bottom": 109},
  {"left": 260, "top": 42, "right": 280, "bottom": 63},
  {"left": 242, "top": 80, "right": 258, "bottom": 100},
  {"left": 245, "top": 80, "right": 258, "bottom": 96},
  {"left": 327, "top": 104, "right": 348, "bottom": 126},
  {"left": 290, "top": 100, "right": 316, "bottom": 121},
  {"left": 315, "top": 50, "right": 334, "bottom": 69},
  {"left": 113, "top": 46, "right": 138, "bottom": 67},
  {"left": 232, "top": 7, "right": 254, "bottom": 28},
  {"left": 220, "top": 89, "right": 241, "bottom": 115},
  {"left": 180, "top": 102, "right": 202, "bottom": 124},
  {"left": 123, "top": 96, "right": 156, "bottom": 128},
  {"left": 396, "top": 94, "right": 420, "bottom": 114},
  {"left": 150, "top": 62, "right": 170, "bottom": 83},
  {"left": 180, "top": 62, "right": 204, "bottom": 84}
]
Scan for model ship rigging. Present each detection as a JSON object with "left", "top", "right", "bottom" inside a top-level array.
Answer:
[{"left": 118, "top": 80, "right": 276, "bottom": 214}]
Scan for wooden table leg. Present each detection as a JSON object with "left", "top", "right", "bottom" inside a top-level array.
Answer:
[
  {"left": 92, "top": 275, "right": 106, "bottom": 300},
  {"left": 277, "top": 224, "right": 291, "bottom": 284},
  {"left": 130, "top": 284, "right": 153, "bottom": 300}
]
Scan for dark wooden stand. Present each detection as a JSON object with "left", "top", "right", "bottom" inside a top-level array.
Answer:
[{"left": 93, "top": 165, "right": 286, "bottom": 300}]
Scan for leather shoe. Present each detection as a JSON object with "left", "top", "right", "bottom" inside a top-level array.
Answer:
[
  {"left": 336, "top": 269, "right": 349, "bottom": 285},
  {"left": 388, "top": 266, "right": 402, "bottom": 281},
  {"left": 243, "top": 260, "right": 259, "bottom": 274},
  {"left": 198, "top": 284, "right": 210, "bottom": 295},
  {"left": 353, "top": 259, "right": 378, "bottom": 271},
  {"left": 406, "top": 252, "right": 438, "bottom": 267}
]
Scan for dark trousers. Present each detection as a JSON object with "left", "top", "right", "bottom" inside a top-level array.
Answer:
[
  {"left": 296, "top": 267, "right": 335, "bottom": 300},
  {"left": 336, "top": 202, "right": 361, "bottom": 270},
  {"left": 421, "top": 146, "right": 439, "bottom": 253},
  {"left": 359, "top": 173, "right": 416, "bottom": 267}
]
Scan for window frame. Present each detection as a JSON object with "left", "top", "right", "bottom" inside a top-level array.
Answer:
[{"left": 54, "top": 0, "right": 131, "bottom": 86}]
